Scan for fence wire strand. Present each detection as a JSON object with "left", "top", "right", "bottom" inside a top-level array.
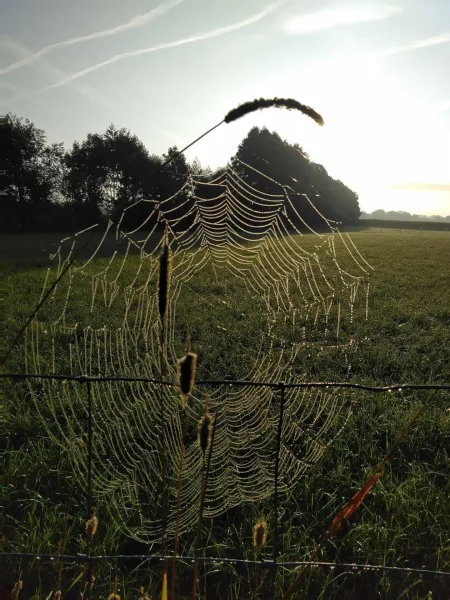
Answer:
[{"left": 2, "top": 372, "right": 450, "bottom": 392}]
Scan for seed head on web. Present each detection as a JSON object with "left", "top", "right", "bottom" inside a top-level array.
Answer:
[
  {"left": 224, "top": 97, "right": 324, "bottom": 127},
  {"left": 253, "top": 519, "right": 268, "bottom": 550},
  {"left": 176, "top": 351, "right": 197, "bottom": 404}
]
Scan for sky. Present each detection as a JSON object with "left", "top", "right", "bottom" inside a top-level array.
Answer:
[{"left": 1, "top": 0, "right": 450, "bottom": 216}]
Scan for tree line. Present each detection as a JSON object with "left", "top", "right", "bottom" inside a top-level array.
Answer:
[
  {"left": 361, "top": 209, "right": 450, "bottom": 223},
  {"left": 0, "top": 114, "right": 361, "bottom": 233}
]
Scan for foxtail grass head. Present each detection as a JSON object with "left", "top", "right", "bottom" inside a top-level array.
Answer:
[
  {"left": 253, "top": 520, "right": 268, "bottom": 551},
  {"left": 198, "top": 413, "right": 213, "bottom": 454},
  {"left": 224, "top": 97, "right": 324, "bottom": 127},
  {"left": 176, "top": 351, "right": 197, "bottom": 404},
  {"left": 85, "top": 508, "right": 98, "bottom": 540},
  {"left": 158, "top": 240, "right": 172, "bottom": 322}
]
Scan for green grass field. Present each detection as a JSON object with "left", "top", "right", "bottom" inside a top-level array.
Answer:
[{"left": 2, "top": 231, "right": 450, "bottom": 599}]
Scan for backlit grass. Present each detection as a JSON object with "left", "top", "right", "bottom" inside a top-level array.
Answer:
[{"left": 2, "top": 230, "right": 450, "bottom": 598}]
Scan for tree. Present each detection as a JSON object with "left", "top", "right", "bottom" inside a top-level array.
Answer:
[
  {"left": 231, "top": 127, "right": 361, "bottom": 227},
  {"left": 64, "top": 124, "right": 158, "bottom": 230},
  {"left": 1, "top": 114, "right": 66, "bottom": 231}
]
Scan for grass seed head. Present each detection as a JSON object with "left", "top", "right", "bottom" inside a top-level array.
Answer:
[
  {"left": 224, "top": 97, "right": 324, "bottom": 127},
  {"left": 11, "top": 579, "right": 23, "bottom": 600},
  {"left": 158, "top": 243, "right": 172, "bottom": 320},
  {"left": 253, "top": 520, "right": 268, "bottom": 551},
  {"left": 85, "top": 508, "right": 98, "bottom": 539},
  {"left": 198, "top": 413, "right": 213, "bottom": 454},
  {"left": 176, "top": 352, "right": 197, "bottom": 401}
]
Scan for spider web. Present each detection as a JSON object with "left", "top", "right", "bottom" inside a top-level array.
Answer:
[{"left": 24, "top": 159, "right": 372, "bottom": 543}]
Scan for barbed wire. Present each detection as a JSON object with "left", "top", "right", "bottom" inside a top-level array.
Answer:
[{"left": 1, "top": 552, "right": 449, "bottom": 579}]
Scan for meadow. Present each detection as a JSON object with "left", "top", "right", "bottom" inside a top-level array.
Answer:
[{"left": 1, "top": 230, "right": 450, "bottom": 599}]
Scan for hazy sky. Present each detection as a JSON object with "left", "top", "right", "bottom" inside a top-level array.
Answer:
[{"left": 1, "top": 0, "right": 450, "bottom": 215}]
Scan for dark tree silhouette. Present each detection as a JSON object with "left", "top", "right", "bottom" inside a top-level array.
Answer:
[
  {"left": 232, "top": 127, "right": 361, "bottom": 227},
  {"left": 2, "top": 114, "right": 66, "bottom": 231},
  {"left": 64, "top": 124, "right": 158, "bottom": 229}
]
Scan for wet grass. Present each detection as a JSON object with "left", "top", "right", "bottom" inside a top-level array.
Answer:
[{"left": 1, "top": 231, "right": 450, "bottom": 598}]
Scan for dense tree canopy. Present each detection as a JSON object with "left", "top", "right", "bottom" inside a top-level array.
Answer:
[
  {"left": 233, "top": 127, "right": 360, "bottom": 226},
  {"left": 1, "top": 115, "right": 66, "bottom": 231},
  {"left": 1, "top": 115, "right": 361, "bottom": 232}
]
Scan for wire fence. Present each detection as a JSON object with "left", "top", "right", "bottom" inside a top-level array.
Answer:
[{"left": 2, "top": 371, "right": 450, "bottom": 599}]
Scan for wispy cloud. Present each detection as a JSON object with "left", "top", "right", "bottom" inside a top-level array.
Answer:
[
  {"left": 24, "top": 0, "right": 285, "bottom": 96},
  {"left": 305, "top": 30, "right": 450, "bottom": 74},
  {"left": 0, "top": 0, "right": 185, "bottom": 75},
  {"left": 283, "top": 4, "right": 401, "bottom": 35},
  {"left": 389, "top": 182, "right": 450, "bottom": 192}
]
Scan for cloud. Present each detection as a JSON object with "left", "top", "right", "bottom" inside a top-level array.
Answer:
[
  {"left": 283, "top": 4, "right": 401, "bottom": 35},
  {"left": 389, "top": 182, "right": 450, "bottom": 192},
  {"left": 23, "top": 0, "right": 285, "bottom": 96},
  {"left": 0, "top": 0, "right": 185, "bottom": 75}
]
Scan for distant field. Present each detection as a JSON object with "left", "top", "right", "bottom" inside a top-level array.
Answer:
[
  {"left": 0, "top": 231, "right": 148, "bottom": 271},
  {"left": 2, "top": 230, "right": 450, "bottom": 598},
  {"left": 2, "top": 226, "right": 448, "bottom": 270}
]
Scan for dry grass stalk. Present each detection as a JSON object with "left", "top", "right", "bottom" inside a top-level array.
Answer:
[
  {"left": 198, "top": 413, "right": 213, "bottom": 454},
  {"left": 107, "top": 574, "right": 120, "bottom": 600},
  {"left": 224, "top": 97, "right": 324, "bottom": 127},
  {"left": 176, "top": 352, "right": 197, "bottom": 401},
  {"left": 171, "top": 402, "right": 190, "bottom": 599},
  {"left": 11, "top": 578, "right": 23, "bottom": 600},
  {"left": 137, "top": 586, "right": 150, "bottom": 600},
  {"left": 158, "top": 242, "right": 172, "bottom": 321},
  {"left": 157, "top": 234, "right": 171, "bottom": 600},
  {"left": 80, "top": 573, "right": 96, "bottom": 599},
  {"left": 145, "top": 96, "right": 325, "bottom": 187},
  {"left": 192, "top": 411, "right": 219, "bottom": 600},
  {"left": 85, "top": 508, "right": 98, "bottom": 539},
  {"left": 253, "top": 520, "right": 268, "bottom": 551}
]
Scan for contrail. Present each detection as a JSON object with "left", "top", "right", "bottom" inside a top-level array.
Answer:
[
  {"left": 0, "top": 0, "right": 185, "bottom": 75},
  {"left": 374, "top": 30, "right": 450, "bottom": 58},
  {"left": 0, "top": 36, "right": 124, "bottom": 118},
  {"left": 31, "top": 1, "right": 285, "bottom": 94}
]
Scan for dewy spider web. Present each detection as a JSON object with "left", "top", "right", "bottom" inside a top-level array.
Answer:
[{"left": 24, "top": 159, "right": 372, "bottom": 543}]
